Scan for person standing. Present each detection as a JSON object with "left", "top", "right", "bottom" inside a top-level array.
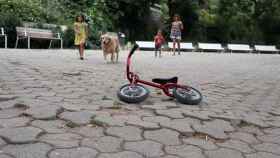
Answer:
[
  {"left": 170, "top": 14, "right": 184, "bottom": 55},
  {"left": 154, "top": 30, "right": 165, "bottom": 58},
  {"left": 74, "top": 15, "right": 88, "bottom": 60}
]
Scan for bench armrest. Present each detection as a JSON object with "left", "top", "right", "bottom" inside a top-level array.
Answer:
[{"left": 1, "top": 27, "right": 4, "bottom": 36}]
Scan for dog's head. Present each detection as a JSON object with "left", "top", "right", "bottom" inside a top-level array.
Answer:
[{"left": 101, "top": 35, "right": 112, "bottom": 46}]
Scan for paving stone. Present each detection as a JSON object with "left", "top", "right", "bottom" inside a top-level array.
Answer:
[
  {"left": 49, "top": 147, "right": 98, "bottom": 158},
  {"left": 39, "top": 133, "right": 82, "bottom": 148},
  {"left": 155, "top": 109, "right": 184, "bottom": 119},
  {"left": 160, "top": 118, "right": 197, "bottom": 136},
  {"left": 0, "top": 108, "right": 23, "bottom": 119},
  {"left": 24, "top": 105, "right": 62, "bottom": 120},
  {"left": 193, "top": 119, "right": 234, "bottom": 139},
  {"left": 229, "top": 132, "right": 260, "bottom": 144},
  {"left": 270, "top": 109, "right": 280, "bottom": 116},
  {"left": 2, "top": 143, "right": 52, "bottom": 158},
  {"left": 0, "top": 155, "right": 13, "bottom": 158},
  {"left": 59, "top": 93, "right": 84, "bottom": 99},
  {"left": 239, "top": 126, "right": 264, "bottom": 136},
  {"left": 0, "top": 95, "right": 18, "bottom": 102},
  {"left": 82, "top": 136, "right": 122, "bottom": 152},
  {"left": 37, "top": 96, "right": 64, "bottom": 103},
  {"left": 0, "top": 100, "right": 19, "bottom": 109},
  {"left": 165, "top": 145, "right": 205, "bottom": 158},
  {"left": 37, "top": 92, "right": 56, "bottom": 97},
  {"left": 0, "top": 127, "right": 42, "bottom": 143},
  {"left": 131, "top": 110, "right": 155, "bottom": 117},
  {"left": 109, "top": 114, "right": 160, "bottom": 129},
  {"left": 144, "top": 128, "right": 181, "bottom": 145},
  {"left": 124, "top": 140, "right": 164, "bottom": 157},
  {"left": 141, "top": 104, "right": 178, "bottom": 110},
  {"left": 106, "top": 126, "right": 142, "bottom": 141},
  {"left": 257, "top": 135, "right": 280, "bottom": 144},
  {"left": 264, "top": 128, "right": 280, "bottom": 135},
  {"left": 0, "top": 138, "right": 6, "bottom": 147},
  {"left": 242, "top": 113, "right": 270, "bottom": 128},
  {"left": 205, "top": 148, "right": 244, "bottom": 158},
  {"left": 62, "top": 103, "right": 100, "bottom": 111},
  {"left": 209, "top": 112, "right": 242, "bottom": 123},
  {"left": 217, "top": 139, "right": 255, "bottom": 154},
  {"left": 31, "top": 120, "right": 67, "bottom": 133},
  {"left": 0, "top": 117, "right": 30, "bottom": 128},
  {"left": 98, "top": 151, "right": 143, "bottom": 158},
  {"left": 60, "top": 111, "right": 95, "bottom": 125},
  {"left": 71, "top": 126, "right": 104, "bottom": 138},
  {"left": 93, "top": 115, "right": 125, "bottom": 126},
  {"left": 253, "top": 143, "right": 280, "bottom": 155},
  {"left": 157, "top": 156, "right": 181, "bottom": 158},
  {"left": 3, "top": 46, "right": 280, "bottom": 158},
  {"left": 15, "top": 99, "right": 51, "bottom": 108},
  {"left": 142, "top": 116, "right": 171, "bottom": 123},
  {"left": 183, "top": 137, "right": 218, "bottom": 150},
  {"left": 246, "top": 152, "right": 280, "bottom": 158},
  {"left": 267, "top": 117, "right": 280, "bottom": 127},
  {"left": 183, "top": 110, "right": 212, "bottom": 121},
  {"left": 126, "top": 118, "right": 160, "bottom": 130}
]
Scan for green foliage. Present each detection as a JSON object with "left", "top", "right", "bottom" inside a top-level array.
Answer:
[
  {"left": 0, "top": 0, "right": 44, "bottom": 22},
  {"left": 62, "top": 27, "right": 75, "bottom": 48},
  {"left": 0, "top": 13, "right": 22, "bottom": 48}
]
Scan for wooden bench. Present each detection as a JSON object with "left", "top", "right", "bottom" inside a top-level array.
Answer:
[
  {"left": 15, "top": 27, "right": 63, "bottom": 49},
  {"left": 0, "top": 27, "right": 7, "bottom": 48},
  {"left": 197, "top": 43, "right": 224, "bottom": 52},
  {"left": 254, "top": 45, "right": 279, "bottom": 54},
  {"left": 135, "top": 41, "right": 155, "bottom": 50},
  {"left": 168, "top": 42, "right": 195, "bottom": 51},
  {"left": 227, "top": 44, "right": 253, "bottom": 53}
]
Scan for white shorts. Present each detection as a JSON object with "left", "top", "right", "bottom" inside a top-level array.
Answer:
[{"left": 170, "top": 36, "right": 181, "bottom": 41}]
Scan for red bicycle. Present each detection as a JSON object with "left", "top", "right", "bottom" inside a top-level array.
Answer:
[{"left": 117, "top": 44, "right": 202, "bottom": 105}]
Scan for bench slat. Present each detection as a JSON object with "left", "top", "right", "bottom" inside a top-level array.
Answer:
[
  {"left": 255, "top": 45, "right": 279, "bottom": 52},
  {"left": 136, "top": 41, "right": 155, "bottom": 49},
  {"left": 168, "top": 42, "right": 194, "bottom": 50},
  {"left": 1, "top": 27, "right": 4, "bottom": 36},
  {"left": 198, "top": 43, "right": 224, "bottom": 51},
  {"left": 16, "top": 27, "right": 60, "bottom": 39},
  {"left": 227, "top": 44, "right": 252, "bottom": 51}
]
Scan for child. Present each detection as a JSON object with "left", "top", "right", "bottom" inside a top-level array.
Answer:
[
  {"left": 74, "top": 15, "right": 88, "bottom": 60},
  {"left": 154, "top": 30, "right": 165, "bottom": 58},
  {"left": 170, "top": 14, "right": 184, "bottom": 55}
]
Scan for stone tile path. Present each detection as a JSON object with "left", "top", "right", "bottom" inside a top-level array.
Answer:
[{"left": 0, "top": 49, "right": 280, "bottom": 158}]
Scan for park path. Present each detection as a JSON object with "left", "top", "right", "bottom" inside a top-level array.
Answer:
[{"left": 0, "top": 49, "right": 280, "bottom": 158}]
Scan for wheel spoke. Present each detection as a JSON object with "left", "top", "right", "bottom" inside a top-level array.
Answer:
[{"left": 120, "top": 85, "right": 147, "bottom": 98}]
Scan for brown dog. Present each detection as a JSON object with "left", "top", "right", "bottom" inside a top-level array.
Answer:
[{"left": 101, "top": 34, "right": 120, "bottom": 63}]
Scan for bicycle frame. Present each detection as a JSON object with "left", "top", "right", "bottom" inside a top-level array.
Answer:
[{"left": 126, "top": 44, "right": 190, "bottom": 97}]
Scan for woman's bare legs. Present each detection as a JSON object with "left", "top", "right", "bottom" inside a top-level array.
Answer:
[
  {"left": 173, "top": 41, "right": 176, "bottom": 56},
  {"left": 177, "top": 40, "right": 181, "bottom": 55},
  {"left": 79, "top": 43, "right": 85, "bottom": 60}
]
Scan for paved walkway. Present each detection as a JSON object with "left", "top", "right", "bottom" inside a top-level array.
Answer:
[{"left": 0, "top": 49, "right": 280, "bottom": 158}]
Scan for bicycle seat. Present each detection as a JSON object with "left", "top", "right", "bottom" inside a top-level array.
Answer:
[{"left": 152, "top": 77, "right": 178, "bottom": 85}]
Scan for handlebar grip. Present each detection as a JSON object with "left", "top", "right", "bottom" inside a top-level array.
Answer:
[{"left": 129, "top": 44, "right": 139, "bottom": 56}]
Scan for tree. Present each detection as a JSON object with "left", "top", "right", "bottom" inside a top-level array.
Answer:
[{"left": 0, "top": 0, "right": 43, "bottom": 22}]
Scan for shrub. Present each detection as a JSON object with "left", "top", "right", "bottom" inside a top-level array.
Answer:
[
  {"left": 62, "top": 27, "right": 75, "bottom": 49},
  {"left": 0, "top": 13, "right": 22, "bottom": 48}
]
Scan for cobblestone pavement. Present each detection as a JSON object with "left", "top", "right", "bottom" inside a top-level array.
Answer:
[{"left": 0, "top": 49, "right": 280, "bottom": 158}]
